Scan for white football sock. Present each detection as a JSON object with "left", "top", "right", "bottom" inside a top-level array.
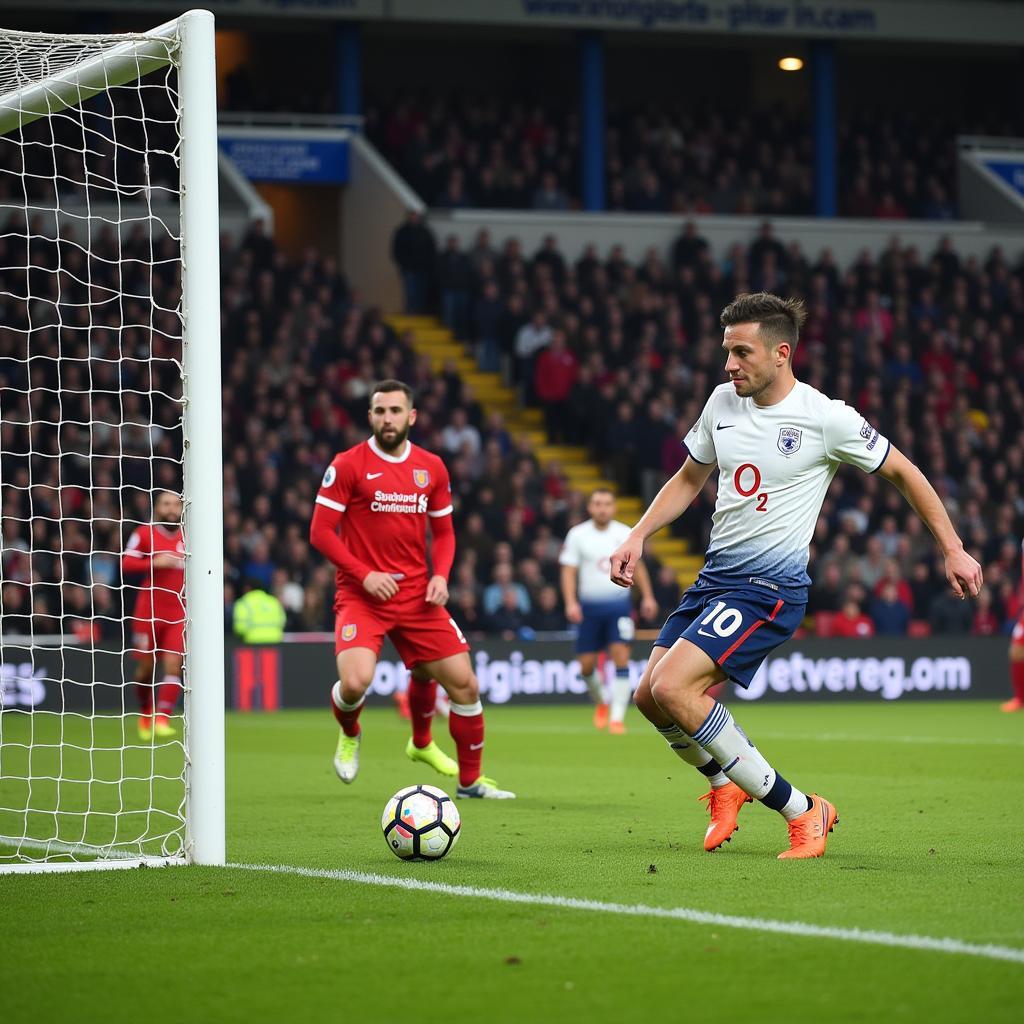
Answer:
[
  {"left": 609, "top": 668, "right": 632, "bottom": 724},
  {"left": 654, "top": 722, "right": 729, "bottom": 788},
  {"left": 692, "top": 701, "right": 810, "bottom": 820},
  {"left": 583, "top": 669, "right": 606, "bottom": 705},
  {"left": 332, "top": 680, "right": 365, "bottom": 713}
]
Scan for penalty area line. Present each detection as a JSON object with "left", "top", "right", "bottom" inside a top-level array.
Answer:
[{"left": 230, "top": 861, "right": 1024, "bottom": 966}]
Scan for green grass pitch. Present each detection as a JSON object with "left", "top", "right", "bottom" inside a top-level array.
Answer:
[{"left": 1, "top": 701, "right": 1022, "bottom": 1023}]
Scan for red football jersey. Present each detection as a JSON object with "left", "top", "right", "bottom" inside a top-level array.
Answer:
[
  {"left": 122, "top": 523, "right": 186, "bottom": 622},
  {"left": 315, "top": 437, "right": 453, "bottom": 594}
]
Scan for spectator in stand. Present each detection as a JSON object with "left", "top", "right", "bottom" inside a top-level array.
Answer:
[
  {"left": 472, "top": 279, "right": 504, "bottom": 372},
  {"left": 487, "top": 585, "right": 530, "bottom": 640},
  {"left": 390, "top": 210, "right": 436, "bottom": 314},
  {"left": 533, "top": 170, "right": 570, "bottom": 211},
  {"left": 483, "top": 563, "right": 530, "bottom": 617},
  {"left": 832, "top": 596, "right": 876, "bottom": 638},
  {"left": 441, "top": 407, "right": 482, "bottom": 459},
  {"left": 533, "top": 330, "right": 578, "bottom": 443},
  {"left": 242, "top": 537, "right": 275, "bottom": 591},
  {"left": 928, "top": 577, "right": 975, "bottom": 635},
  {"left": 514, "top": 310, "right": 553, "bottom": 399},
  {"left": 671, "top": 220, "right": 709, "bottom": 270},
  {"left": 808, "top": 563, "right": 844, "bottom": 615},
  {"left": 436, "top": 234, "right": 473, "bottom": 337},
  {"left": 528, "top": 585, "right": 568, "bottom": 632},
  {"left": 651, "top": 565, "right": 681, "bottom": 618},
  {"left": 971, "top": 589, "right": 1001, "bottom": 637},
  {"left": 870, "top": 581, "right": 911, "bottom": 635}
]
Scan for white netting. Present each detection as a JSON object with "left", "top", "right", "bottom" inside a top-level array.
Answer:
[{"left": 0, "top": 28, "right": 187, "bottom": 866}]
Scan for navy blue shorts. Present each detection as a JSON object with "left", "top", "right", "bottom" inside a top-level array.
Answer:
[
  {"left": 654, "top": 581, "right": 805, "bottom": 687},
  {"left": 576, "top": 598, "right": 634, "bottom": 654}
]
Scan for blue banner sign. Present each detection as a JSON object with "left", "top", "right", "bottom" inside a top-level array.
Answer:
[
  {"left": 981, "top": 159, "right": 1024, "bottom": 200},
  {"left": 219, "top": 129, "right": 350, "bottom": 184}
]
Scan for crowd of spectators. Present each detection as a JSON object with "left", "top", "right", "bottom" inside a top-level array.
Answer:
[
  {"left": 3, "top": 200, "right": 1023, "bottom": 642},
  {"left": 369, "top": 94, "right": 1020, "bottom": 219},
  {"left": 0, "top": 216, "right": 656, "bottom": 642},
  {"left": 393, "top": 214, "right": 1024, "bottom": 638}
]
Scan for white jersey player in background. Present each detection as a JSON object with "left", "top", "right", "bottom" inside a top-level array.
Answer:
[
  {"left": 611, "top": 292, "right": 982, "bottom": 859},
  {"left": 560, "top": 489, "right": 658, "bottom": 733}
]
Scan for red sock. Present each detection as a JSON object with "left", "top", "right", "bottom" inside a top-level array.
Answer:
[
  {"left": 156, "top": 675, "right": 181, "bottom": 716},
  {"left": 408, "top": 678, "right": 438, "bottom": 749},
  {"left": 331, "top": 681, "right": 364, "bottom": 738},
  {"left": 135, "top": 681, "right": 153, "bottom": 716},
  {"left": 1012, "top": 659, "right": 1024, "bottom": 702},
  {"left": 449, "top": 701, "right": 484, "bottom": 786}
]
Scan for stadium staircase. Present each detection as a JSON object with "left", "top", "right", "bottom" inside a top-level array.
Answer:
[{"left": 388, "top": 315, "right": 704, "bottom": 587}]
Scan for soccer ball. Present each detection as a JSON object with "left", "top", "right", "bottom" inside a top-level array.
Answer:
[{"left": 381, "top": 784, "right": 461, "bottom": 861}]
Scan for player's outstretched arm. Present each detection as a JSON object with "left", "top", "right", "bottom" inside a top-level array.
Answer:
[
  {"left": 610, "top": 457, "right": 716, "bottom": 588},
  {"left": 877, "top": 446, "right": 983, "bottom": 599}
]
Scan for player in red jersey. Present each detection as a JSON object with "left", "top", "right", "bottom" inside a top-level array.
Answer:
[
  {"left": 1001, "top": 538, "right": 1024, "bottom": 712},
  {"left": 121, "top": 491, "right": 186, "bottom": 741},
  {"left": 309, "top": 380, "right": 515, "bottom": 799}
]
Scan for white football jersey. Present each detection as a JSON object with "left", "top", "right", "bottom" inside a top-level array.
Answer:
[
  {"left": 559, "top": 518, "right": 633, "bottom": 603},
  {"left": 684, "top": 380, "right": 890, "bottom": 592}
]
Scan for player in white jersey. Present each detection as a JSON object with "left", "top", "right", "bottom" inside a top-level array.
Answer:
[
  {"left": 560, "top": 489, "right": 658, "bottom": 733},
  {"left": 611, "top": 293, "right": 982, "bottom": 859}
]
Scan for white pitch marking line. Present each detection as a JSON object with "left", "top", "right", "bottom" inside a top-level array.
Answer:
[
  {"left": 230, "top": 862, "right": 1024, "bottom": 966},
  {"left": 756, "top": 732, "right": 1024, "bottom": 748}
]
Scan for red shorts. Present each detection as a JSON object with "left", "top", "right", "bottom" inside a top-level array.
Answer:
[
  {"left": 131, "top": 615, "right": 185, "bottom": 657},
  {"left": 333, "top": 588, "right": 469, "bottom": 668}
]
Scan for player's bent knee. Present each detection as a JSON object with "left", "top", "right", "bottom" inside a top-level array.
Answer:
[
  {"left": 338, "top": 674, "right": 371, "bottom": 702},
  {"left": 443, "top": 673, "right": 478, "bottom": 705}
]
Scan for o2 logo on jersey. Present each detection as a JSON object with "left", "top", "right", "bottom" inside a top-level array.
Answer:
[
  {"left": 734, "top": 463, "right": 769, "bottom": 513},
  {"left": 413, "top": 469, "right": 430, "bottom": 488},
  {"left": 322, "top": 465, "right": 336, "bottom": 488},
  {"left": 777, "top": 427, "right": 802, "bottom": 456}
]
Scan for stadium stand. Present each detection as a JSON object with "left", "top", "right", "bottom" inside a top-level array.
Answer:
[
  {"left": 2, "top": 210, "right": 1022, "bottom": 642},
  {"left": 359, "top": 93, "right": 1022, "bottom": 218}
]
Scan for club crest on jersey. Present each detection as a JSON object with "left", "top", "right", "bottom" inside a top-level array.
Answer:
[
  {"left": 777, "top": 426, "right": 802, "bottom": 455},
  {"left": 413, "top": 469, "right": 430, "bottom": 488},
  {"left": 340, "top": 624, "right": 357, "bottom": 642}
]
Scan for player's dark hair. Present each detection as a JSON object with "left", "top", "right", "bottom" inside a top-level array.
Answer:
[
  {"left": 720, "top": 292, "right": 807, "bottom": 353},
  {"left": 589, "top": 487, "right": 615, "bottom": 500},
  {"left": 369, "top": 379, "right": 415, "bottom": 407}
]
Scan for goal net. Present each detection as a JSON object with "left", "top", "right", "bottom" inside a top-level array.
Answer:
[{"left": 0, "top": 12, "right": 224, "bottom": 872}]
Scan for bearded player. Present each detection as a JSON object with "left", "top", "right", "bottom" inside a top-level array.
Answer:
[
  {"left": 121, "top": 490, "right": 186, "bottom": 741},
  {"left": 309, "top": 380, "right": 515, "bottom": 799},
  {"left": 611, "top": 293, "right": 982, "bottom": 858}
]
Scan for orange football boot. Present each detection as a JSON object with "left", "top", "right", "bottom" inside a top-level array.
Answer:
[
  {"left": 593, "top": 703, "right": 609, "bottom": 729},
  {"left": 1000, "top": 698, "right": 1023, "bottom": 713},
  {"left": 778, "top": 794, "right": 839, "bottom": 859},
  {"left": 608, "top": 720, "right": 626, "bottom": 735},
  {"left": 699, "top": 781, "right": 753, "bottom": 851}
]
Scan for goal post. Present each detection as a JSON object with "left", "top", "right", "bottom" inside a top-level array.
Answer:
[
  {"left": 0, "top": 10, "right": 224, "bottom": 871},
  {"left": 178, "top": 10, "right": 225, "bottom": 869}
]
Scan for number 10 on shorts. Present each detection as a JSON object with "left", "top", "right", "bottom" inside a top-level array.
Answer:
[{"left": 699, "top": 601, "right": 744, "bottom": 637}]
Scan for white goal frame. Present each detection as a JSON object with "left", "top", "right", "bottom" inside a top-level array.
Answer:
[{"left": 0, "top": 9, "right": 224, "bottom": 871}]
